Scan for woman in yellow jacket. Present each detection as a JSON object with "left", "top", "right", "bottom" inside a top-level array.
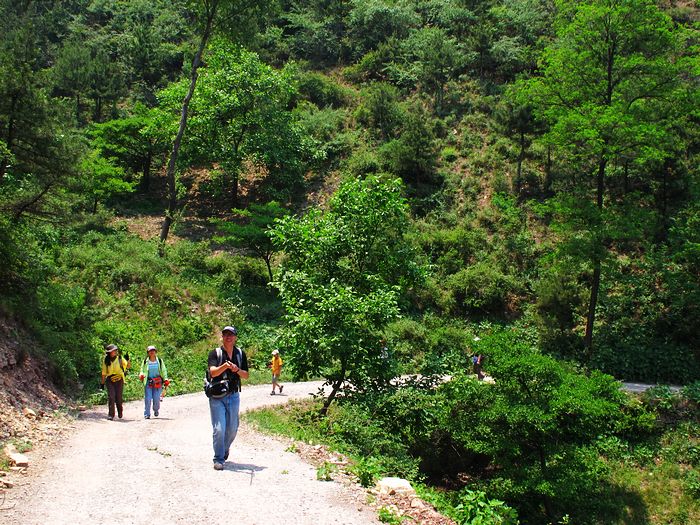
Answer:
[
  {"left": 101, "top": 344, "right": 131, "bottom": 420},
  {"left": 270, "top": 349, "right": 283, "bottom": 395}
]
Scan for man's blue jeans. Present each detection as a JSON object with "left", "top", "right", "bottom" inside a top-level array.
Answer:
[{"left": 209, "top": 391, "right": 240, "bottom": 463}]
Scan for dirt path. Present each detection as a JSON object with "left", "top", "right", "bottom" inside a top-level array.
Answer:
[{"left": 3, "top": 381, "right": 381, "bottom": 525}]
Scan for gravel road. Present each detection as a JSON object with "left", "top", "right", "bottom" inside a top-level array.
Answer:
[{"left": 3, "top": 381, "right": 381, "bottom": 525}]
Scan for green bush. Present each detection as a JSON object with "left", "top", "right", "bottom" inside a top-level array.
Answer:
[
  {"left": 295, "top": 70, "right": 350, "bottom": 108},
  {"left": 452, "top": 489, "right": 519, "bottom": 525},
  {"left": 446, "top": 262, "right": 524, "bottom": 315},
  {"left": 440, "top": 146, "right": 459, "bottom": 163},
  {"left": 684, "top": 469, "right": 700, "bottom": 499},
  {"left": 349, "top": 455, "right": 384, "bottom": 487},
  {"left": 324, "top": 400, "right": 420, "bottom": 480},
  {"left": 437, "top": 329, "right": 629, "bottom": 524}
]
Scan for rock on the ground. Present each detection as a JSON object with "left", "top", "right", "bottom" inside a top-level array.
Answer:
[
  {"left": 376, "top": 477, "right": 415, "bottom": 496},
  {"left": 3, "top": 444, "right": 29, "bottom": 467}
]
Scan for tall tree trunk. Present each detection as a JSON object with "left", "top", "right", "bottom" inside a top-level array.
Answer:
[
  {"left": 94, "top": 95, "right": 102, "bottom": 123},
  {"left": 141, "top": 150, "right": 152, "bottom": 192},
  {"left": 543, "top": 145, "right": 552, "bottom": 196},
  {"left": 264, "top": 254, "right": 273, "bottom": 283},
  {"left": 537, "top": 445, "right": 556, "bottom": 522},
  {"left": 584, "top": 156, "right": 606, "bottom": 355},
  {"left": 75, "top": 93, "right": 82, "bottom": 125},
  {"left": 516, "top": 130, "right": 525, "bottom": 194},
  {"left": 1, "top": 94, "right": 19, "bottom": 181},
  {"left": 320, "top": 364, "right": 347, "bottom": 417},
  {"left": 160, "top": 1, "right": 219, "bottom": 249}
]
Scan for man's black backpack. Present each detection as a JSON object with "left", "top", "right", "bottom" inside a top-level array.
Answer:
[
  {"left": 204, "top": 347, "right": 242, "bottom": 398},
  {"left": 204, "top": 348, "right": 228, "bottom": 398}
]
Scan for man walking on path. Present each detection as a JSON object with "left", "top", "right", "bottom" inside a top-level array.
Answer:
[{"left": 207, "top": 325, "right": 248, "bottom": 470}]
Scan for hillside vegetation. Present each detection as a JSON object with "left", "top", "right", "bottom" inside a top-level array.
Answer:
[{"left": 0, "top": 0, "right": 698, "bottom": 523}]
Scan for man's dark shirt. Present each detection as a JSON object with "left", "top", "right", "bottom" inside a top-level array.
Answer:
[{"left": 208, "top": 346, "right": 249, "bottom": 393}]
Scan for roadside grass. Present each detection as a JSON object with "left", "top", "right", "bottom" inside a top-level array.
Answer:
[
  {"left": 244, "top": 398, "right": 327, "bottom": 445},
  {"left": 609, "top": 460, "right": 699, "bottom": 524}
]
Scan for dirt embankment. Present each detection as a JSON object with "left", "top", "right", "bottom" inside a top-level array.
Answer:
[{"left": 0, "top": 315, "right": 69, "bottom": 449}]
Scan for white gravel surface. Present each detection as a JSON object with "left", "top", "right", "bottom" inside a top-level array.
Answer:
[{"left": 4, "top": 381, "right": 382, "bottom": 525}]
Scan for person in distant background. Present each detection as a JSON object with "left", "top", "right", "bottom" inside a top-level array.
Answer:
[
  {"left": 472, "top": 354, "right": 485, "bottom": 380},
  {"left": 208, "top": 325, "right": 249, "bottom": 470},
  {"left": 139, "top": 345, "right": 170, "bottom": 419},
  {"left": 269, "top": 349, "right": 283, "bottom": 395},
  {"left": 101, "top": 344, "right": 130, "bottom": 420}
]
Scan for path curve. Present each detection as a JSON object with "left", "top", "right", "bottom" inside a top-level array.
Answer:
[{"left": 4, "top": 381, "right": 381, "bottom": 525}]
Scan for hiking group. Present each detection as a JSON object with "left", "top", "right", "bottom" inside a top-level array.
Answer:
[{"left": 100, "top": 325, "right": 284, "bottom": 470}]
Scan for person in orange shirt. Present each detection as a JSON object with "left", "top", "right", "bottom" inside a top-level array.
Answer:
[{"left": 270, "top": 349, "right": 284, "bottom": 395}]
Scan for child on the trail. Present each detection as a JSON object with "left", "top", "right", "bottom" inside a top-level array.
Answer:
[
  {"left": 139, "top": 345, "right": 170, "bottom": 419},
  {"left": 270, "top": 349, "right": 283, "bottom": 395}
]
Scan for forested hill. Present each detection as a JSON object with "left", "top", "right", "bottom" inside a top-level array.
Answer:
[{"left": 1, "top": 0, "right": 699, "bottom": 523}]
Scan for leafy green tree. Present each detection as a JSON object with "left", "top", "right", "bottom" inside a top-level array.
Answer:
[
  {"left": 89, "top": 106, "right": 170, "bottom": 191},
  {"left": 183, "top": 41, "right": 305, "bottom": 206},
  {"left": 440, "top": 330, "right": 629, "bottom": 523},
  {"left": 379, "top": 102, "right": 437, "bottom": 185},
  {"left": 214, "top": 201, "right": 289, "bottom": 282},
  {"left": 52, "top": 39, "right": 93, "bottom": 124},
  {"left": 159, "top": 0, "right": 273, "bottom": 246},
  {"left": 489, "top": 0, "right": 555, "bottom": 79},
  {"left": 78, "top": 149, "right": 135, "bottom": 213},
  {"left": 494, "top": 92, "right": 543, "bottom": 195},
  {"left": 270, "top": 175, "right": 421, "bottom": 415},
  {"left": 280, "top": 0, "right": 349, "bottom": 65},
  {"left": 346, "top": 0, "right": 419, "bottom": 59},
  {"left": 391, "top": 27, "right": 462, "bottom": 112},
  {"left": 522, "top": 0, "right": 688, "bottom": 354},
  {"left": 354, "top": 82, "right": 404, "bottom": 142},
  {"left": 0, "top": 2, "right": 85, "bottom": 222}
]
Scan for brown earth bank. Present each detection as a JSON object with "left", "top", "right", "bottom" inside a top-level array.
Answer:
[{"left": 0, "top": 314, "right": 74, "bottom": 448}]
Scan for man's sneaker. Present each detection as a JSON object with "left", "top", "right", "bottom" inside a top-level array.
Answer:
[
  {"left": 270, "top": 391, "right": 275, "bottom": 395},
  {"left": 279, "top": 385, "right": 283, "bottom": 394},
  {"left": 213, "top": 463, "right": 224, "bottom": 471},
  {"left": 145, "top": 415, "right": 150, "bottom": 419},
  {"left": 107, "top": 416, "right": 114, "bottom": 421},
  {"left": 154, "top": 411, "right": 159, "bottom": 417}
]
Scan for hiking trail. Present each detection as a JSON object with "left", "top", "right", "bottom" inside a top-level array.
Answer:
[{"left": 3, "top": 381, "right": 381, "bottom": 525}]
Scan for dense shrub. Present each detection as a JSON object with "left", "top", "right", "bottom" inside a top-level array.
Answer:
[
  {"left": 590, "top": 248, "right": 700, "bottom": 383},
  {"left": 346, "top": 0, "right": 419, "bottom": 59},
  {"left": 295, "top": 70, "right": 351, "bottom": 109},
  {"left": 437, "top": 329, "right": 631, "bottom": 524},
  {"left": 445, "top": 262, "right": 524, "bottom": 315}
]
